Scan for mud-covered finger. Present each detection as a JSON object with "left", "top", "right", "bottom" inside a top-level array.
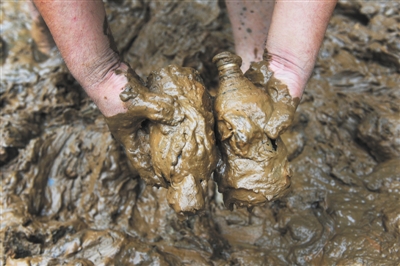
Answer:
[
  {"left": 141, "top": 100, "right": 183, "bottom": 125},
  {"left": 264, "top": 111, "right": 292, "bottom": 139}
]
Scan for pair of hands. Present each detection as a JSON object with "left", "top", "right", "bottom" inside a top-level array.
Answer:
[{"left": 100, "top": 62, "right": 300, "bottom": 180}]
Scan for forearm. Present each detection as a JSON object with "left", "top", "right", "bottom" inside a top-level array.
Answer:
[
  {"left": 32, "top": 0, "right": 129, "bottom": 116},
  {"left": 266, "top": 0, "right": 337, "bottom": 98}
]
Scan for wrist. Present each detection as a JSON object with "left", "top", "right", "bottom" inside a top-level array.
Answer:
[
  {"left": 264, "top": 48, "right": 310, "bottom": 99},
  {"left": 86, "top": 62, "right": 130, "bottom": 117}
]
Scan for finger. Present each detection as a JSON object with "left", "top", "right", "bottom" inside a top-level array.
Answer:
[
  {"left": 124, "top": 91, "right": 183, "bottom": 125},
  {"left": 264, "top": 111, "right": 292, "bottom": 139},
  {"left": 143, "top": 98, "right": 184, "bottom": 125},
  {"left": 244, "top": 60, "right": 272, "bottom": 90}
]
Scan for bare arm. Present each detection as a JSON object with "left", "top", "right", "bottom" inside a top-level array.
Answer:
[
  {"left": 266, "top": 0, "right": 337, "bottom": 98},
  {"left": 32, "top": 0, "right": 129, "bottom": 116}
]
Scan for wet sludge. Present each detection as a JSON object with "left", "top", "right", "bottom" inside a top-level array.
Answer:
[{"left": 1, "top": 0, "right": 399, "bottom": 265}]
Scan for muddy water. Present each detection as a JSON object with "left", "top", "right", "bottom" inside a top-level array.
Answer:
[{"left": 1, "top": 0, "right": 399, "bottom": 265}]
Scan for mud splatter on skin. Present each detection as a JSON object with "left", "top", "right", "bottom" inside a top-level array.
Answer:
[{"left": 2, "top": 0, "right": 400, "bottom": 265}]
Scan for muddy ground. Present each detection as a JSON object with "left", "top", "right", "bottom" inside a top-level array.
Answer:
[{"left": 1, "top": 0, "right": 399, "bottom": 265}]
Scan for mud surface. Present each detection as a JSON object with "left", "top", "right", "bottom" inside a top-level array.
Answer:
[{"left": 1, "top": 0, "right": 400, "bottom": 265}]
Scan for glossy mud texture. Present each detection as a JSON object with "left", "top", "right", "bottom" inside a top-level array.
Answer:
[
  {"left": 2, "top": 1, "right": 400, "bottom": 265},
  {"left": 106, "top": 65, "right": 217, "bottom": 215},
  {"left": 213, "top": 51, "right": 292, "bottom": 208},
  {"left": 147, "top": 65, "right": 218, "bottom": 215},
  {"left": 105, "top": 68, "right": 183, "bottom": 187}
]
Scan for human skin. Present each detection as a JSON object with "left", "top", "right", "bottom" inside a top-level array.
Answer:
[
  {"left": 226, "top": 0, "right": 275, "bottom": 72},
  {"left": 226, "top": 0, "right": 338, "bottom": 99},
  {"left": 32, "top": 0, "right": 135, "bottom": 118},
  {"left": 32, "top": 0, "right": 336, "bottom": 135}
]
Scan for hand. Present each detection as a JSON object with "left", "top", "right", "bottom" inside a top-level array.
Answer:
[
  {"left": 263, "top": 75, "right": 300, "bottom": 139},
  {"left": 102, "top": 68, "right": 184, "bottom": 186},
  {"left": 244, "top": 51, "right": 300, "bottom": 139},
  {"left": 105, "top": 68, "right": 183, "bottom": 128}
]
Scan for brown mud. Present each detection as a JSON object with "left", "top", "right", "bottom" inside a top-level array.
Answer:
[
  {"left": 213, "top": 51, "right": 293, "bottom": 208},
  {"left": 1, "top": 0, "right": 400, "bottom": 265},
  {"left": 106, "top": 65, "right": 217, "bottom": 215}
]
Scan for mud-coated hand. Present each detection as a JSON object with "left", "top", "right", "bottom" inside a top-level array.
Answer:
[
  {"left": 112, "top": 68, "right": 183, "bottom": 129},
  {"left": 263, "top": 76, "right": 299, "bottom": 139},
  {"left": 104, "top": 68, "right": 184, "bottom": 186},
  {"left": 264, "top": 105, "right": 295, "bottom": 139},
  {"left": 245, "top": 59, "right": 299, "bottom": 139}
]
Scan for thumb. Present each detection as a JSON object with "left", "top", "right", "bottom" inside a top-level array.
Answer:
[{"left": 264, "top": 109, "right": 293, "bottom": 139}]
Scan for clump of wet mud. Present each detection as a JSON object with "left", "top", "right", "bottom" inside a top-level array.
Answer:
[
  {"left": 147, "top": 65, "right": 218, "bottom": 214},
  {"left": 1, "top": 0, "right": 399, "bottom": 265},
  {"left": 105, "top": 65, "right": 217, "bottom": 215},
  {"left": 213, "top": 51, "right": 292, "bottom": 208}
]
